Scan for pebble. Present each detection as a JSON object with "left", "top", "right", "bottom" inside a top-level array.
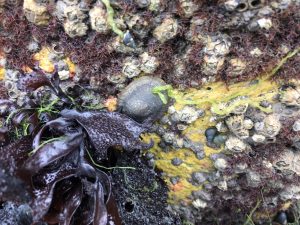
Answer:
[
  {"left": 275, "top": 211, "right": 287, "bottom": 225},
  {"left": 213, "top": 134, "right": 228, "bottom": 146},
  {"left": 162, "top": 132, "right": 175, "bottom": 144},
  {"left": 170, "top": 176, "right": 180, "bottom": 185},
  {"left": 118, "top": 76, "right": 167, "bottom": 122},
  {"left": 171, "top": 158, "right": 183, "bottom": 166},
  {"left": 192, "top": 190, "right": 212, "bottom": 201},
  {"left": 195, "top": 151, "right": 205, "bottom": 160},
  {"left": 191, "top": 172, "right": 207, "bottom": 185},
  {"left": 205, "top": 127, "right": 218, "bottom": 143}
]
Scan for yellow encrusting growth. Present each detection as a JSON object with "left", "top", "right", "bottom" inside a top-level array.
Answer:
[
  {"left": 0, "top": 53, "right": 5, "bottom": 80},
  {"left": 33, "top": 47, "right": 55, "bottom": 73},
  {"left": 33, "top": 47, "right": 76, "bottom": 75},
  {"left": 143, "top": 48, "right": 300, "bottom": 204}
]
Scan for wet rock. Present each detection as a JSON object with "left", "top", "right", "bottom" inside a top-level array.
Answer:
[
  {"left": 171, "top": 158, "right": 183, "bottom": 166},
  {"left": 192, "top": 190, "right": 212, "bottom": 201},
  {"left": 162, "top": 132, "right": 175, "bottom": 144},
  {"left": 191, "top": 172, "right": 207, "bottom": 185},
  {"left": 170, "top": 176, "right": 180, "bottom": 185},
  {"left": 275, "top": 211, "right": 287, "bottom": 225},
  {"left": 205, "top": 127, "right": 218, "bottom": 143},
  {"left": 118, "top": 76, "right": 167, "bottom": 122},
  {"left": 213, "top": 134, "right": 228, "bottom": 146},
  {"left": 135, "top": 0, "right": 150, "bottom": 8}
]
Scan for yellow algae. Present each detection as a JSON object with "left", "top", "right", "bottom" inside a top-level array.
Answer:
[
  {"left": 0, "top": 53, "right": 5, "bottom": 80},
  {"left": 143, "top": 48, "right": 300, "bottom": 204},
  {"left": 33, "top": 47, "right": 55, "bottom": 73},
  {"left": 0, "top": 67, "right": 5, "bottom": 80},
  {"left": 33, "top": 47, "right": 77, "bottom": 77}
]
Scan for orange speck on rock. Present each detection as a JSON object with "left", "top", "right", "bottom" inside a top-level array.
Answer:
[
  {"left": 104, "top": 96, "right": 118, "bottom": 112},
  {"left": 170, "top": 181, "right": 185, "bottom": 192},
  {"left": 64, "top": 57, "right": 76, "bottom": 78},
  {"left": 22, "top": 66, "right": 33, "bottom": 73}
]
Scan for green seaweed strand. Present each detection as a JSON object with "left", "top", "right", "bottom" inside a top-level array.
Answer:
[
  {"left": 101, "top": 0, "right": 124, "bottom": 38},
  {"left": 267, "top": 46, "right": 300, "bottom": 79},
  {"left": 86, "top": 148, "right": 136, "bottom": 170}
]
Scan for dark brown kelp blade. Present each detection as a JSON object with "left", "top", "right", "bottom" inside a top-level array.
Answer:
[
  {"left": 31, "top": 162, "right": 77, "bottom": 222},
  {"left": 60, "top": 109, "right": 153, "bottom": 160},
  {"left": 93, "top": 178, "right": 108, "bottom": 225},
  {"left": 44, "top": 179, "right": 83, "bottom": 225},
  {"left": 25, "top": 133, "right": 83, "bottom": 174}
]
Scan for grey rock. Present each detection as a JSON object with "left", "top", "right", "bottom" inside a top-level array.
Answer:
[
  {"left": 195, "top": 151, "right": 205, "bottom": 160},
  {"left": 118, "top": 76, "right": 167, "bottom": 122},
  {"left": 170, "top": 176, "right": 180, "bottom": 185},
  {"left": 191, "top": 172, "right": 207, "bottom": 185},
  {"left": 171, "top": 158, "right": 183, "bottom": 166},
  {"left": 192, "top": 190, "right": 212, "bottom": 201}
]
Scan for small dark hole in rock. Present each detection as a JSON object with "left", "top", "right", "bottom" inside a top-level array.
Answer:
[
  {"left": 248, "top": 151, "right": 257, "bottom": 157},
  {"left": 125, "top": 201, "right": 134, "bottom": 213},
  {"left": 206, "top": 87, "right": 212, "bottom": 90},
  {"left": 250, "top": 0, "right": 261, "bottom": 7},
  {"left": 237, "top": 3, "right": 247, "bottom": 11}
]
